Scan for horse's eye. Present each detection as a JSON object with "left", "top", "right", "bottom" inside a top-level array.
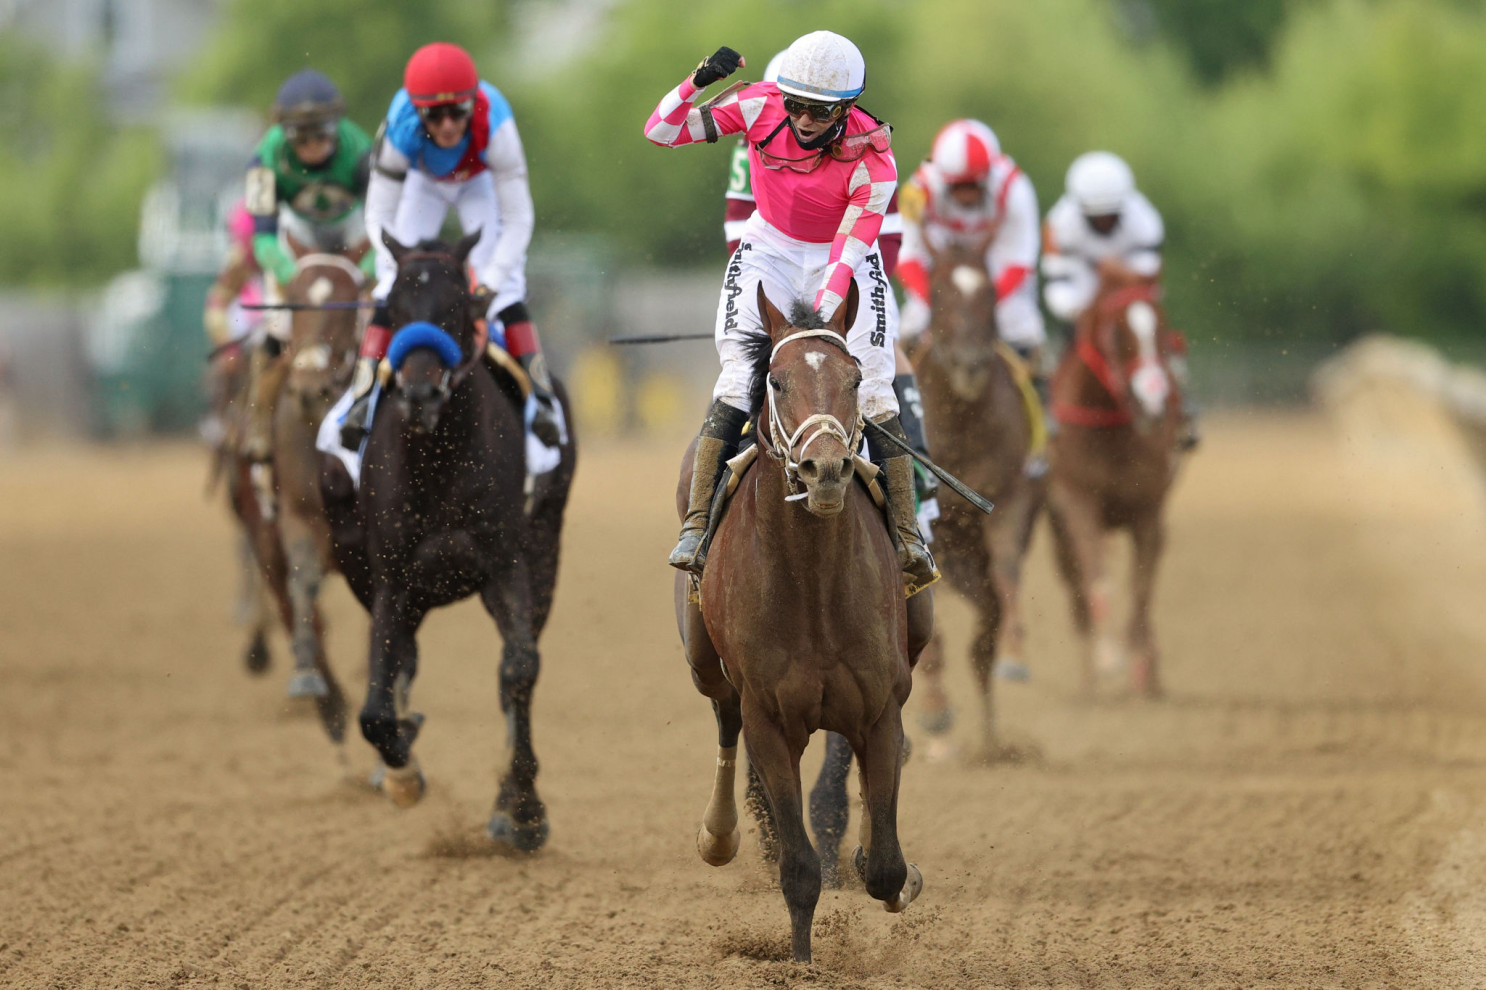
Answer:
[
  {"left": 852, "top": 377, "right": 862, "bottom": 390},
  {"left": 768, "top": 374, "right": 783, "bottom": 391}
]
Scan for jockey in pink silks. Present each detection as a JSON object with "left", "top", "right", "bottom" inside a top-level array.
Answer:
[{"left": 644, "top": 30, "right": 935, "bottom": 591}]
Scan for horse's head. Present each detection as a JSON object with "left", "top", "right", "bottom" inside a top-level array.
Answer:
[
  {"left": 381, "top": 229, "right": 485, "bottom": 434},
  {"left": 755, "top": 282, "right": 861, "bottom": 517},
  {"left": 1085, "top": 277, "right": 1172, "bottom": 434},
  {"left": 925, "top": 235, "right": 998, "bottom": 398},
  {"left": 283, "top": 255, "right": 363, "bottom": 415}
]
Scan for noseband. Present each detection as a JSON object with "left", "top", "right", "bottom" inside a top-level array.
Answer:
[
  {"left": 386, "top": 252, "right": 486, "bottom": 401},
  {"left": 764, "top": 329, "right": 863, "bottom": 499}
]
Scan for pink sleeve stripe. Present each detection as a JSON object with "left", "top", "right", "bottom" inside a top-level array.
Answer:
[
  {"left": 814, "top": 161, "right": 894, "bottom": 311},
  {"left": 643, "top": 76, "right": 703, "bottom": 146}
]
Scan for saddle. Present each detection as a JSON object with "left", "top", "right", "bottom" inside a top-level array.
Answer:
[{"left": 686, "top": 424, "right": 889, "bottom": 605}]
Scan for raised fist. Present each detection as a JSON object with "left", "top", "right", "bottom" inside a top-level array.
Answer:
[{"left": 692, "top": 47, "right": 745, "bottom": 88}]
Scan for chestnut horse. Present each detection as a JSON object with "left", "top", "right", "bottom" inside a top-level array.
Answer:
[
  {"left": 675, "top": 284, "right": 928, "bottom": 963},
  {"left": 910, "top": 241, "right": 1046, "bottom": 760},
  {"left": 1047, "top": 273, "right": 1186, "bottom": 698},
  {"left": 268, "top": 253, "right": 367, "bottom": 736}
]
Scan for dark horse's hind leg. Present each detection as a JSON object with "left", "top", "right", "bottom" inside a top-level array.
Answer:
[
  {"left": 480, "top": 564, "right": 548, "bottom": 853},
  {"left": 809, "top": 733, "right": 853, "bottom": 888},
  {"left": 360, "top": 588, "right": 427, "bottom": 806}
]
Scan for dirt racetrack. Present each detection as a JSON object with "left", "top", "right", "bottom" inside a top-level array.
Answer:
[{"left": 7, "top": 409, "right": 1486, "bottom": 989}]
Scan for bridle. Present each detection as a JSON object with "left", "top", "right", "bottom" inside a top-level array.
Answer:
[
  {"left": 1051, "top": 284, "right": 1165, "bottom": 428},
  {"left": 763, "top": 329, "right": 862, "bottom": 500},
  {"left": 387, "top": 250, "right": 486, "bottom": 401}
]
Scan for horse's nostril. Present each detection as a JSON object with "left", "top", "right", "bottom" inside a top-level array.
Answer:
[
  {"left": 798, "top": 458, "right": 819, "bottom": 482},
  {"left": 839, "top": 457, "right": 854, "bottom": 478}
]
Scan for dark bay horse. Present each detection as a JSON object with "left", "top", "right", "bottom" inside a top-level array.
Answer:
[
  {"left": 675, "top": 284, "right": 927, "bottom": 963},
  {"left": 1047, "top": 273, "right": 1186, "bottom": 698},
  {"left": 268, "top": 252, "right": 367, "bottom": 737},
  {"left": 322, "top": 232, "right": 575, "bottom": 852},
  {"left": 910, "top": 241, "right": 1046, "bottom": 760}
]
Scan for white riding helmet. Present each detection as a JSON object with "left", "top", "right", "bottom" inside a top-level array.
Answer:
[
  {"left": 763, "top": 50, "right": 786, "bottom": 84},
  {"left": 1066, "top": 151, "right": 1135, "bottom": 216},
  {"left": 930, "top": 119, "right": 1001, "bottom": 184},
  {"left": 775, "top": 31, "right": 865, "bottom": 103}
]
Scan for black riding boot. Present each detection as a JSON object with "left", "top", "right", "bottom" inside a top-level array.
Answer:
[
  {"left": 868, "top": 414, "right": 939, "bottom": 596},
  {"left": 893, "top": 372, "right": 939, "bottom": 504},
  {"left": 669, "top": 400, "right": 748, "bottom": 573},
  {"left": 518, "top": 352, "right": 563, "bottom": 449}
]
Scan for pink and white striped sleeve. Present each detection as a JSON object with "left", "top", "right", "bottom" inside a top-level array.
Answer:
[
  {"left": 643, "top": 76, "right": 745, "bottom": 147},
  {"left": 815, "top": 154, "right": 897, "bottom": 316}
]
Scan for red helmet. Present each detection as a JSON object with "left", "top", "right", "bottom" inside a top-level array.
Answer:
[
  {"left": 404, "top": 43, "right": 478, "bottom": 107},
  {"left": 930, "top": 119, "right": 1001, "bottom": 185}
]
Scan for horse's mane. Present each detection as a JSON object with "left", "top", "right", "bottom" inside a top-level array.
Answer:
[{"left": 743, "top": 300, "right": 834, "bottom": 425}]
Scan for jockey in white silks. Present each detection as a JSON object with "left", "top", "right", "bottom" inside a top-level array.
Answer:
[
  {"left": 644, "top": 31, "right": 936, "bottom": 592},
  {"left": 1042, "top": 152, "right": 1197, "bottom": 448}
]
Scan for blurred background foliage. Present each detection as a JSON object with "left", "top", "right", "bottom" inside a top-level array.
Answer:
[
  {"left": 0, "top": 35, "right": 160, "bottom": 287},
  {"left": 5, "top": 0, "right": 1486, "bottom": 347}
]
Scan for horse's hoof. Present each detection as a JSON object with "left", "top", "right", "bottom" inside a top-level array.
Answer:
[
  {"left": 486, "top": 812, "right": 549, "bottom": 853},
  {"left": 287, "top": 670, "right": 329, "bottom": 699},
  {"left": 917, "top": 707, "right": 955, "bottom": 735},
  {"left": 994, "top": 660, "right": 1031, "bottom": 682},
  {"left": 696, "top": 824, "right": 740, "bottom": 867},
  {"left": 244, "top": 634, "right": 271, "bottom": 675},
  {"left": 923, "top": 734, "right": 960, "bottom": 764},
  {"left": 884, "top": 863, "right": 923, "bottom": 913},
  {"left": 378, "top": 760, "right": 426, "bottom": 809}
]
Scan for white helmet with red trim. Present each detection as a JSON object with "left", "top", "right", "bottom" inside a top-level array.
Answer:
[
  {"left": 930, "top": 119, "right": 1001, "bottom": 184},
  {"left": 1067, "top": 151, "right": 1135, "bottom": 215},
  {"left": 775, "top": 31, "right": 865, "bottom": 103}
]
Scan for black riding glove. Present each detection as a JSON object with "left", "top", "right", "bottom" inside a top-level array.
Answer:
[{"left": 692, "top": 47, "right": 744, "bottom": 88}]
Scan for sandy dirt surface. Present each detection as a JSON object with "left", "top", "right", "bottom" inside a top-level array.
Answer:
[{"left": 6, "top": 410, "right": 1486, "bottom": 989}]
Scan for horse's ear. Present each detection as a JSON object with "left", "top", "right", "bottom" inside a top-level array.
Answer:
[
  {"left": 381, "top": 228, "right": 411, "bottom": 262},
  {"left": 825, "top": 280, "right": 859, "bottom": 336},
  {"left": 757, "top": 283, "right": 788, "bottom": 340},
  {"left": 454, "top": 229, "right": 483, "bottom": 265}
]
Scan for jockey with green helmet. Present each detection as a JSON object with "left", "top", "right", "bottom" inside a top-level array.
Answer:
[{"left": 240, "top": 69, "right": 373, "bottom": 508}]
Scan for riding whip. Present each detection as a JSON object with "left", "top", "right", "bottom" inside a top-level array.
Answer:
[
  {"left": 241, "top": 301, "right": 376, "bottom": 311},
  {"left": 609, "top": 332, "right": 715, "bottom": 345},
  {"left": 863, "top": 418, "right": 995, "bottom": 516}
]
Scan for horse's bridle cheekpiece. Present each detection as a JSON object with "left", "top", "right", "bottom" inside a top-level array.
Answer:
[{"left": 764, "top": 329, "right": 863, "bottom": 500}]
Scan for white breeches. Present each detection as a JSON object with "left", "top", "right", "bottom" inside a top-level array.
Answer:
[
  {"left": 373, "top": 170, "right": 526, "bottom": 319},
  {"left": 713, "top": 216, "right": 899, "bottom": 421}
]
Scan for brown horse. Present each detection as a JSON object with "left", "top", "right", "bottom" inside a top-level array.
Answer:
[
  {"left": 910, "top": 241, "right": 1046, "bottom": 760},
  {"left": 268, "top": 252, "right": 367, "bottom": 737},
  {"left": 675, "top": 284, "right": 927, "bottom": 963},
  {"left": 1047, "top": 273, "right": 1186, "bottom": 698}
]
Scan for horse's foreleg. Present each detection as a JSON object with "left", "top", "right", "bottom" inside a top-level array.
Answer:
[
  {"left": 807, "top": 732, "right": 853, "bottom": 888},
  {"left": 698, "top": 696, "right": 743, "bottom": 867},
  {"left": 360, "top": 588, "right": 426, "bottom": 806},
  {"left": 852, "top": 698, "right": 921, "bottom": 914},
  {"left": 1128, "top": 511, "right": 1166, "bottom": 699},
  {"left": 744, "top": 705, "right": 819, "bottom": 964},
  {"left": 1050, "top": 488, "right": 1114, "bottom": 694},
  {"left": 480, "top": 570, "right": 548, "bottom": 853},
  {"left": 284, "top": 533, "right": 329, "bottom": 699},
  {"left": 238, "top": 529, "right": 272, "bottom": 674}
]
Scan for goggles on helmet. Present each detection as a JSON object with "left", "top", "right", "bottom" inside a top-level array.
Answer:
[
  {"left": 417, "top": 100, "right": 474, "bottom": 124},
  {"left": 781, "top": 95, "right": 846, "bottom": 122},
  {"left": 283, "top": 118, "right": 337, "bottom": 145}
]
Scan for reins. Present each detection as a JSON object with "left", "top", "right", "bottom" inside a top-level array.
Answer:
[{"left": 762, "top": 329, "right": 863, "bottom": 501}]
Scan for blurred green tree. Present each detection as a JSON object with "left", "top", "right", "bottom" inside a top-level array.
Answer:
[
  {"left": 0, "top": 36, "right": 160, "bottom": 287},
  {"left": 178, "top": 0, "right": 508, "bottom": 130}
]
